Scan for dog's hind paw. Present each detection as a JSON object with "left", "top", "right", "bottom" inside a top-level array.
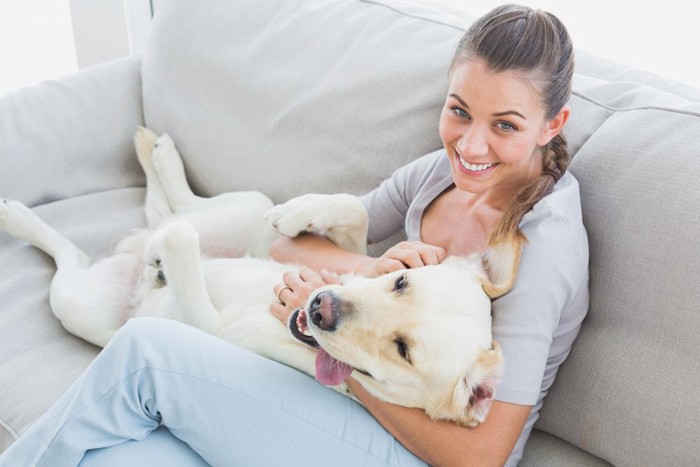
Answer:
[
  {"left": 151, "top": 134, "right": 177, "bottom": 165},
  {"left": 145, "top": 220, "right": 201, "bottom": 286},
  {"left": 134, "top": 126, "right": 159, "bottom": 165}
]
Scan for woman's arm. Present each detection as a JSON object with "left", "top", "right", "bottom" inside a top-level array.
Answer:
[
  {"left": 269, "top": 233, "right": 374, "bottom": 274},
  {"left": 269, "top": 234, "right": 447, "bottom": 277},
  {"left": 346, "top": 377, "right": 531, "bottom": 467}
]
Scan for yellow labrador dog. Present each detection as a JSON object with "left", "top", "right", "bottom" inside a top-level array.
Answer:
[{"left": 0, "top": 128, "right": 523, "bottom": 427}]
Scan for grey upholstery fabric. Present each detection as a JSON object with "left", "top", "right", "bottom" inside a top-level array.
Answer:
[
  {"left": 140, "top": 0, "right": 470, "bottom": 203},
  {"left": 0, "top": 54, "right": 145, "bottom": 207}
]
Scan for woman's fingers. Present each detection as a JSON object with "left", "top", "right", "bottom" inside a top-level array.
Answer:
[
  {"left": 383, "top": 241, "right": 446, "bottom": 268},
  {"left": 320, "top": 269, "right": 342, "bottom": 285},
  {"left": 270, "top": 302, "right": 292, "bottom": 323}
]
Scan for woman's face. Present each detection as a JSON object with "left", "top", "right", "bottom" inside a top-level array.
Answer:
[{"left": 439, "top": 59, "right": 561, "bottom": 199}]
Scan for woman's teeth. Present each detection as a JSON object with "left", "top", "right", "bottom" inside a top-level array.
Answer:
[{"left": 459, "top": 155, "right": 495, "bottom": 172}]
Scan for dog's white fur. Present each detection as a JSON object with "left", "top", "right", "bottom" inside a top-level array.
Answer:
[{"left": 0, "top": 127, "right": 520, "bottom": 427}]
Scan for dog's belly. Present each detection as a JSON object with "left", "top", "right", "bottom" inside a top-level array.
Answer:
[
  {"left": 201, "top": 257, "right": 293, "bottom": 319},
  {"left": 202, "top": 257, "right": 318, "bottom": 375}
]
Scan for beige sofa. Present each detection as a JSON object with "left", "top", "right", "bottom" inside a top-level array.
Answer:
[{"left": 1, "top": 0, "right": 699, "bottom": 465}]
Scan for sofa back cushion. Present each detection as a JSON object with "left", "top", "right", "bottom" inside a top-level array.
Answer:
[
  {"left": 536, "top": 74, "right": 700, "bottom": 465},
  {"left": 141, "top": 0, "right": 470, "bottom": 203}
]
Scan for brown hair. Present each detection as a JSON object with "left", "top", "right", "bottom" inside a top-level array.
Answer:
[{"left": 450, "top": 4, "right": 575, "bottom": 244}]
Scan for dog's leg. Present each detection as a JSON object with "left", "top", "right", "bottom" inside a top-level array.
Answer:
[
  {"left": 265, "top": 194, "right": 369, "bottom": 254},
  {"left": 134, "top": 129, "right": 279, "bottom": 257},
  {"left": 0, "top": 199, "right": 130, "bottom": 347},
  {"left": 134, "top": 127, "right": 175, "bottom": 229},
  {"left": 147, "top": 132, "right": 202, "bottom": 212},
  {"left": 0, "top": 199, "right": 89, "bottom": 268},
  {"left": 144, "top": 220, "right": 223, "bottom": 335}
]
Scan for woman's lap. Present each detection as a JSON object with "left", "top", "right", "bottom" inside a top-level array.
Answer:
[
  {"left": 0, "top": 318, "right": 425, "bottom": 467},
  {"left": 80, "top": 427, "right": 209, "bottom": 466}
]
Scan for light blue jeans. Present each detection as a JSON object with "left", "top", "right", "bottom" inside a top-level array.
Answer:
[{"left": 0, "top": 318, "right": 426, "bottom": 467}]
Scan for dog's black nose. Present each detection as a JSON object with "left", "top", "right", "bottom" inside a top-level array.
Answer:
[{"left": 308, "top": 291, "right": 337, "bottom": 331}]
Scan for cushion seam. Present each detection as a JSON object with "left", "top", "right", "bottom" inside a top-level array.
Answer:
[
  {"left": 0, "top": 416, "right": 19, "bottom": 442},
  {"left": 571, "top": 89, "right": 700, "bottom": 117},
  {"left": 357, "top": 0, "right": 467, "bottom": 31}
]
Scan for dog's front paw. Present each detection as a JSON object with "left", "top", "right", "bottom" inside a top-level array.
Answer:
[
  {"left": 265, "top": 195, "right": 317, "bottom": 238},
  {"left": 265, "top": 194, "right": 362, "bottom": 238}
]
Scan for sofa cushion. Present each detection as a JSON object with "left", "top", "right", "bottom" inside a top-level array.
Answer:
[
  {"left": 0, "top": 55, "right": 145, "bottom": 208},
  {"left": 141, "top": 0, "right": 471, "bottom": 203},
  {"left": 521, "top": 430, "right": 612, "bottom": 466},
  {"left": 535, "top": 74, "right": 700, "bottom": 465},
  {"left": 0, "top": 188, "right": 147, "bottom": 449}
]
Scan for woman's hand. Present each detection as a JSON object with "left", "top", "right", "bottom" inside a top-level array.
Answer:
[
  {"left": 271, "top": 267, "right": 341, "bottom": 323},
  {"left": 359, "top": 241, "right": 446, "bottom": 277}
]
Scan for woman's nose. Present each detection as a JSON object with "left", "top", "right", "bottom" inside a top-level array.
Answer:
[{"left": 456, "top": 126, "right": 489, "bottom": 158}]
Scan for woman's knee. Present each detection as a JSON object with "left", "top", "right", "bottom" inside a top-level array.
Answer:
[{"left": 109, "top": 317, "right": 189, "bottom": 354}]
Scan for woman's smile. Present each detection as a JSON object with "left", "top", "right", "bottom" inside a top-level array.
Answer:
[{"left": 455, "top": 151, "right": 499, "bottom": 176}]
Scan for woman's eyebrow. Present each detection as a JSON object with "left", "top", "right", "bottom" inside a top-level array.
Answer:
[
  {"left": 449, "top": 94, "right": 526, "bottom": 120},
  {"left": 493, "top": 110, "right": 526, "bottom": 120},
  {"left": 449, "top": 93, "right": 468, "bottom": 108}
]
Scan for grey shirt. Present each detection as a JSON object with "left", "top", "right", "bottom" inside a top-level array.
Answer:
[{"left": 360, "top": 149, "right": 590, "bottom": 466}]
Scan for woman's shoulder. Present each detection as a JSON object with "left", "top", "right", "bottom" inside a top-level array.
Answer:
[
  {"left": 521, "top": 171, "right": 584, "bottom": 234},
  {"left": 518, "top": 171, "right": 588, "bottom": 272}
]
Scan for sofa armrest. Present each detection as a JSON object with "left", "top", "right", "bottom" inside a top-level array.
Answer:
[{"left": 0, "top": 54, "right": 145, "bottom": 207}]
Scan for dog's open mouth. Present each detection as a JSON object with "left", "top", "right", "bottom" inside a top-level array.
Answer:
[
  {"left": 288, "top": 308, "right": 354, "bottom": 386},
  {"left": 289, "top": 308, "right": 318, "bottom": 348}
]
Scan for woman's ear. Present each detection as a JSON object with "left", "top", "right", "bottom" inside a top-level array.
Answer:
[
  {"left": 538, "top": 105, "right": 571, "bottom": 146},
  {"left": 481, "top": 231, "right": 525, "bottom": 299}
]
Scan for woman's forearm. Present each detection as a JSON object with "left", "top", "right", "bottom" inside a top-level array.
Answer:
[
  {"left": 345, "top": 378, "right": 530, "bottom": 467},
  {"left": 269, "top": 233, "right": 374, "bottom": 274}
]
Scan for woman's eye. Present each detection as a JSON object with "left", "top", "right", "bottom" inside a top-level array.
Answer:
[
  {"left": 393, "top": 274, "right": 408, "bottom": 292},
  {"left": 451, "top": 106, "right": 469, "bottom": 119},
  {"left": 496, "top": 121, "right": 516, "bottom": 131}
]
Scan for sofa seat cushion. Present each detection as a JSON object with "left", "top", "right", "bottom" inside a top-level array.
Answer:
[
  {"left": 0, "top": 188, "right": 147, "bottom": 450},
  {"left": 521, "top": 430, "right": 612, "bottom": 466}
]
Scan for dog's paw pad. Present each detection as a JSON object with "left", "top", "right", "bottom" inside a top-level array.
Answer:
[{"left": 156, "top": 269, "right": 167, "bottom": 287}]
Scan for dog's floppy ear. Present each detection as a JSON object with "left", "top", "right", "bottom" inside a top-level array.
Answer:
[
  {"left": 451, "top": 342, "right": 504, "bottom": 427},
  {"left": 480, "top": 231, "right": 525, "bottom": 299}
]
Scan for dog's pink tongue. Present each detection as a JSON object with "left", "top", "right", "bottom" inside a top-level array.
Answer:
[{"left": 315, "top": 348, "right": 353, "bottom": 386}]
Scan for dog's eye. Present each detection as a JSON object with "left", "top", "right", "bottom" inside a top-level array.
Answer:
[
  {"left": 393, "top": 274, "right": 408, "bottom": 293},
  {"left": 394, "top": 336, "right": 411, "bottom": 364}
]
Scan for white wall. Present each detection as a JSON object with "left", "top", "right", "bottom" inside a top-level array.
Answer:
[
  {"left": 426, "top": 0, "right": 700, "bottom": 89},
  {"left": 0, "top": 0, "right": 78, "bottom": 94},
  {"left": 1, "top": 0, "right": 699, "bottom": 96}
]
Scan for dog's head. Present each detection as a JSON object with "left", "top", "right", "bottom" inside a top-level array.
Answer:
[{"left": 289, "top": 237, "right": 522, "bottom": 426}]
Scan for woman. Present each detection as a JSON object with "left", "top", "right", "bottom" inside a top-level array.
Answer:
[{"left": 0, "top": 4, "right": 588, "bottom": 466}]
